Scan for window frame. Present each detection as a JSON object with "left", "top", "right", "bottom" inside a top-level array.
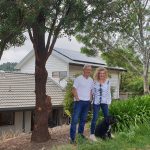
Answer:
[{"left": 52, "top": 71, "right": 67, "bottom": 79}]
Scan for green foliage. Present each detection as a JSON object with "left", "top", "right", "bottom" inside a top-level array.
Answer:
[
  {"left": 101, "top": 48, "right": 142, "bottom": 74},
  {"left": 0, "top": 62, "right": 17, "bottom": 71},
  {"left": 109, "top": 95, "right": 150, "bottom": 132},
  {"left": 0, "top": 0, "right": 91, "bottom": 58},
  {"left": 120, "top": 72, "right": 144, "bottom": 95},
  {"left": 63, "top": 80, "right": 74, "bottom": 116},
  {"left": 53, "top": 123, "right": 150, "bottom": 150},
  {"left": 0, "top": 0, "right": 26, "bottom": 56},
  {"left": 76, "top": 0, "right": 150, "bottom": 93}
]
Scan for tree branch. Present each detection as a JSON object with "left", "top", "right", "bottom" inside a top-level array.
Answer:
[
  {"left": 47, "top": 3, "right": 71, "bottom": 59},
  {"left": 27, "top": 27, "right": 34, "bottom": 43},
  {"left": 0, "top": 32, "right": 16, "bottom": 59},
  {"left": 122, "top": 55, "right": 142, "bottom": 75},
  {"left": 27, "top": 27, "right": 34, "bottom": 44},
  {"left": 143, "top": 0, "right": 148, "bottom": 10},
  {"left": 46, "top": 0, "right": 62, "bottom": 51}
]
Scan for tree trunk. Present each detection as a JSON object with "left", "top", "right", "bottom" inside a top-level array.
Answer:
[
  {"left": 143, "top": 63, "right": 149, "bottom": 94},
  {"left": 31, "top": 60, "right": 50, "bottom": 142}
]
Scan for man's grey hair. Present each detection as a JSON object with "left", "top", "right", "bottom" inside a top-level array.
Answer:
[{"left": 83, "top": 64, "right": 92, "bottom": 69}]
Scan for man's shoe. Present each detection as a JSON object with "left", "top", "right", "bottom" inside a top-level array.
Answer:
[
  {"left": 70, "top": 140, "right": 77, "bottom": 145},
  {"left": 89, "top": 134, "right": 97, "bottom": 142}
]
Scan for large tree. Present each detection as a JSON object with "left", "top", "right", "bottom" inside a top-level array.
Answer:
[
  {"left": 0, "top": 0, "right": 117, "bottom": 142},
  {"left": 0, "top": 0, "right": 87, "bottom": 142},
  {"left": 76, "top": 0, "right": 150, "bottom": 94}
]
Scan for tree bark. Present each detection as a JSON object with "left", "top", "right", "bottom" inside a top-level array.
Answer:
[
  {"left": 31, "top": 60, "right": 51, "bottom": 142},
  {"left": 143, "top": 62, "right": 149, "bottom": 94}
]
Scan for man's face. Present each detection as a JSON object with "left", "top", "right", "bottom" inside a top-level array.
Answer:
[{"left": 83, "top": 67, "right": 92, "bottom": 77}]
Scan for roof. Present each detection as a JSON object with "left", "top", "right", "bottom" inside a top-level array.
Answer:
[
  {"left": 53, "top": 48, "right": 106, "bottom": 66},
  {"left": 0, "top": 72, "right": 65, "bottom": 111},
  {"left": 15, "top": 47, "right": 126, "bottom": 71}
]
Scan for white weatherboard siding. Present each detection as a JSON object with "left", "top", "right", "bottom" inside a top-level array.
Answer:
[
  {"left": 69, "top": 65, "right": 83, "bottom": 79},
  {"left": 46, "top": 54, "right": 68, "bottom": 86},
  {"left": 20, "top": 54, "right": 68, "bottom": 82},
  {"left": 21, "top": 56, "right": 35, "bottom": 73},
  {"left": 109, "top": 70, "right": 120, "bottom": 99},
  {"left": 46, "top": 54, "right": 68, "bottom": 78}
]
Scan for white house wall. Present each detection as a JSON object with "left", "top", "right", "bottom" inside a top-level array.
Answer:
[
  {"left": 46, "top": 54, "right": 68, "bottom": 78},
  {"left": 21, "top": 56, "right": 35, "bottom": 73},
  {"left": 109, "top": 70, "right": 120, "bottom": 99},
  {"left": 20, "top": 54, "right": 68, "bottom": 83},
  {"left": 69, "top": 65, "right": 83, "bottom": 79}
]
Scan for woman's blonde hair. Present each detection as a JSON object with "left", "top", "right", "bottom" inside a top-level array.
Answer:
[{"left": 93, "top": 67, "right": 108, "bottom": 81}]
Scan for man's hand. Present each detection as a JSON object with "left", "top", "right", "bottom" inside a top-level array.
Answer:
[
  {"left": 72, "top": 87, "right": 80, "bottom": 101},
  {"left": 75, "top": 96, "right": 80, "bottom": 101}
]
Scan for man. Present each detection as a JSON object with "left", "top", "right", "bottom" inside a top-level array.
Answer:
[{"left": 70, "top": 64, "right": 93, "bottom": 143}]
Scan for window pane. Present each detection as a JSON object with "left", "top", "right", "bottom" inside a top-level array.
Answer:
[
  {"left": 52, "top": 72, "right": 59, "bottom": 78},
  {"left": 59, "top": 71, "right": 67, "bottom": 78},
  {"left": 52, "top": 71, "right": 67, "bottom": 78},
  {"left": 0, "top": 112, "right": 14, "bottom": 126}
]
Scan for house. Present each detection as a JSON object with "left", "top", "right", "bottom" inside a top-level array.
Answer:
[
  {"left": 16, "top": 48, "right": 126, "bottom": 99},
  {"left": 0, "top": 72, "right": 65, "bottom": 135}
]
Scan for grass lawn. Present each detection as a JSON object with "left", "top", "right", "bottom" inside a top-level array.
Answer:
[{"left": 53, "top": 124, "right": 150, "bottom": 150}]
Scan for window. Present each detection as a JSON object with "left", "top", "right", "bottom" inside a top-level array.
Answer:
[
  {"left": 52, "top": 71, "right": 67, "bottom": 78},
  {"left": 0, "top": 112, "right": 14, "bottom": 126},
  {"left": 59, "top": 71, "right": 67, "bottom": 78},
  {"left": 52, "top": 72, "right": 59, "bottom": 78}
]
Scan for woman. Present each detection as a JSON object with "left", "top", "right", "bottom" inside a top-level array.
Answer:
[{"left": 90, "top": 67, "right": 112, "bottom": 141}]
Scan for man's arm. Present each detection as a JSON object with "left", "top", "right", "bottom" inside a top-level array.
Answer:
[
  {"left": 90, "top": 90, "right": 93, "bottom": 102},
  {"left": 72, "top": 87, "right": 79, "bottom": 101}
]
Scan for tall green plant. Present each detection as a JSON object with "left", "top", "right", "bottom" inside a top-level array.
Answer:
[
  {"left": 120, "top": 72, "right": 144, "bottom": 95},
  {"left": 108, "top": 95, "right": 150, "bottom": 132},
  {"left": 64, "top": 80, "right": 74, "bottom": 117}
]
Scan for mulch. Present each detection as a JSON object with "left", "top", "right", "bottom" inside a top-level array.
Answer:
[{"left": 0, "top": 125, "right": 72, "bottom": 150}]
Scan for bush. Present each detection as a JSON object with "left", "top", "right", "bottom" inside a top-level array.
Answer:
[
  {"left": 63, "top": 79, "right": 74, "bottom": 117},
  {"left": 120, "top": 72, "right": 144, "bottom": 95},
  {"left": 108, "top": 95, "right": 150, "bottom": 132}
]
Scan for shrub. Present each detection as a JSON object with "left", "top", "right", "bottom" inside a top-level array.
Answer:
[
  {"left": 108, "top": 95, "right": 150, "bottom": 132},
  {"left": 63, "top": 79, "right": 74, "bottom": 117},
  {"left": 120, "top": 72, "right": 144, "bottom": 95}
]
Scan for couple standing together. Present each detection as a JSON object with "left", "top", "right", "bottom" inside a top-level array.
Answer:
[{"left": 70, "top": 64, "right": 112, "bottom": 143}]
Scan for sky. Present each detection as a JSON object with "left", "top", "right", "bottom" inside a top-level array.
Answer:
[{"left": 0, "top": 34, "right": 83, "bottom": 65}]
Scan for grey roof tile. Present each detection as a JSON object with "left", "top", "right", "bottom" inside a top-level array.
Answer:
[{"left": 0, "top": 72, "right": 65, "bottom": 110}]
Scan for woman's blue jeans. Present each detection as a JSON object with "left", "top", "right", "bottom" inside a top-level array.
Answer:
[
  {"left": 90, "top": 103, "right": 109, "bottom": 134},
  {"left": 70, "top": 100, "right": 90, "bottom": 141}
]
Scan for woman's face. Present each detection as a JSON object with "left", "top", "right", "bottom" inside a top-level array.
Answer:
[{"left": 98, "top": 71, "right": 106, "bottom": 80}]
